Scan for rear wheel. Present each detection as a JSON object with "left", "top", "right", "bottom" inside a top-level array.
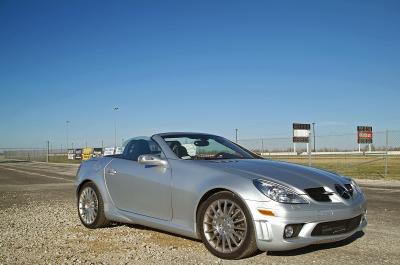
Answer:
[
  {"left": 78, "top": 182, "right": 109, "bottom": 229},
  {"left": 198, "top": 191, "right": 258, "bottom": 259}
]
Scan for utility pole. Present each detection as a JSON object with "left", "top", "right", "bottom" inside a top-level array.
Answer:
[
  {"left": 312, "top": 122, "right": 316, "bottom": 152},
  {"left": 235, "top": 128, "right": 238, "bottom": 143},
  {"left": 385, "top": 130, "right": 388, "bottom": 177},
  {"left": 113, "top": 107, "right": 119, "bottom": 149},
  {"left": 46, "top": 140, "right": 49, "bottom": 163},
  {"left": 66, "top": 120, "right": 70, "bottom": 150}
]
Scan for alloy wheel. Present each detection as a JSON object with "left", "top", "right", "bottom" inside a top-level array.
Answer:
[
  {"left": 202, "top": 199, "right": 248, "bottom": 253},
  {"left": 78, "top": 187, "right": 99, "bottom": 225}
]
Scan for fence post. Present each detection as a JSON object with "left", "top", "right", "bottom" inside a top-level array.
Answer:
[
  {"left": 261, "top": 139, "right": 264, "bottom": 156},
  {"left": 384, "top": 130, "right": 388, "bottom": 178},
  {"left": 46, "top": 141, "right": 49, "bottom": 163}
]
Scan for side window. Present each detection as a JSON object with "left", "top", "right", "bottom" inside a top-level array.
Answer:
[{"left": 122, "top": 139, "right": 163, "bottom": 161}]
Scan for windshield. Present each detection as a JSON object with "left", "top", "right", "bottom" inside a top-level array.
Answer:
[{"left": 162, "top": 134, "right": 256, "bottom": 160}]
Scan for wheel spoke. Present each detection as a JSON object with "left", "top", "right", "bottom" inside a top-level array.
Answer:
[
  {"left": 227, "top": 203, "right": 235, "bottom": 216},
  {"left": 208, "top": 233, "right": 217, "bottom": 242},
  {"left": 226, "top": 234, "right": 233, "bottom": 252},
  {"left": 231, "top": 209, "right": 240, "bottom": 219},
  {"left": 203, "top": 220, "right": 213, "bottom": 225},
  {"left": 233, "top": 218, "right": 245, "bottom": 224},
  {"left": 206, "top": 212, "right": 214, "bottom": 220},
  {"left": 229, "top": 234, "right": 239, "bottom": 246},
  {"left": 211, "top": 204, "right": 218, "bottom": 215},
  {"left": 216, "top": 235, "right": 222, "bottom": 248},
  {"left": 223, "top": 200, "right": 228, "bottom": 215},
  {"left": 204, "top": 228, "right": 217, "bottom": 233}
]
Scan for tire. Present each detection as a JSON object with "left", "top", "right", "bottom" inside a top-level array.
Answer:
[
  {"left": 197, "top": 191, "right": 258, "bottom": 259},
  {"left": 77, "top": 182, "right": 109, "bottom": 229}
]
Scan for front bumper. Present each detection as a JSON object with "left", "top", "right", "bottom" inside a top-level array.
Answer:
[{"left": 246, "top": 193, "right": 367, "bottom": 251}]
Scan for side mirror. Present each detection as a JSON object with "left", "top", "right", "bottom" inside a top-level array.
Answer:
[{"left": 138, "top": 154, "right": 168, "bottom": 167}]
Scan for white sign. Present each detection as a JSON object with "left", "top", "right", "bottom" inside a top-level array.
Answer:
[
  {"left": 104, "top": 147, "right": 115, "bottom": 156},
  {"left": 67, "top": 149, "right": 75, "bottom": 160},
  {"left": 293, "top": 129, "right": 310, "bottom": 137}
]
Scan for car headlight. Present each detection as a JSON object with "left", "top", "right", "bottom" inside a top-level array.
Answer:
[{"left": 253, "top": 179, "right": 308, "bottom": 204}]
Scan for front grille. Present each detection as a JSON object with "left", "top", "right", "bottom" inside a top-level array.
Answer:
[
  {"left": 335, "top": 184, "right": 351, "bottom": 199},
  {"left": 305, "top": 187, "right": 332, "bottom": 202},
  {"left": 311, "top": 215, "right": 362, "bottom": 236}
]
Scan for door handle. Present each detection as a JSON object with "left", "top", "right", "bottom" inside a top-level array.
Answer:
[{"left": 107, "top": 169, "right": 117, "bottom": 175}]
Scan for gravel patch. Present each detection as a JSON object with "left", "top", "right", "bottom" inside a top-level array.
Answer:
[
  {"left": 0, "top": 200, "right": 223, "bottom": 265},
  {"left": 1, "top": 160, "right": 400, "bottom": 265}
]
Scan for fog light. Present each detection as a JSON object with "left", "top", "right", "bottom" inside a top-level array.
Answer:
[
  {"left": 283, "top": 224, "right": 304, "bottom": 239},
  {"left": 284, "top": 225, "right": 294, "bottom": 238}
]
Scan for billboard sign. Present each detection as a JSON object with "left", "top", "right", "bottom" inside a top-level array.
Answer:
[
  {"left": 67, "top": 149, "right": 75, "bottom": 160},
  {"left": 75, "top": 149, "right": 82, "bottom": 160},
  {"left": 82, "top": 148, "right": 94, "bottom": 161},
  {"left": 104, "top": 147, "right": 115, "bottom": 156},
  {"left": 293, "top": 123, "right": 310, "bottom": 143},
  {"left": 357, "top": 126, "right": 373, "bottom": 144},
  {"left": 92, "top": 148, "right": 103, "bottom": 158}
]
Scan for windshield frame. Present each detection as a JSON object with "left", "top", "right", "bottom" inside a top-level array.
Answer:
[{"left": 159, "top": 133, "right": 259, "bottom": 160}]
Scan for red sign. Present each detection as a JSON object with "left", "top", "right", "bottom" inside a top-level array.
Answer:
[
  {"left": 357, "top": 126, "right": 373, "bottom": 144},
  {"left": 358, "top": 131, "right": 372, "bottom": 139}
]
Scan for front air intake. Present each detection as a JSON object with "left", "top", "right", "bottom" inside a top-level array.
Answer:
[{"left": 311, "top": 215, "right": 361, "bottom": 236}]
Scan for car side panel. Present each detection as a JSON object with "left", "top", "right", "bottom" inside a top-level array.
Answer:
[{"left": 168, "top": 159, "right": 265, "bottom": 237}]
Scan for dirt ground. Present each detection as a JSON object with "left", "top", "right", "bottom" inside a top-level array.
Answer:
[{"left": 1, "top": 160, "right": 400, "bottom": 264}]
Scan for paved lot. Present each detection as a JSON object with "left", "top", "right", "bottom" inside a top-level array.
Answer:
[{"left": 0, "top": 160, "right": 399, "bottom": 264}]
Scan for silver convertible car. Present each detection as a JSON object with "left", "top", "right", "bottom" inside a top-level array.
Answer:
[{"left": 75, "top": 132, "right": 367, "bottom": 259}]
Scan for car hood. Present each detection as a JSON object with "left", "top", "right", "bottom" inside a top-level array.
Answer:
[{"left": 205, "top": 159, "right": 347, "bottom": 192}]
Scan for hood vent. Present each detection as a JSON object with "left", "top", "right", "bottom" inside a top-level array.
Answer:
[{"left": 305, "top": 187, "right": 332, "bottom": 202}]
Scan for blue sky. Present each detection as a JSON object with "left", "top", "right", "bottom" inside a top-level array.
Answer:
[{"left": 1, "top": 0, "right": 399, "bottom": 148}]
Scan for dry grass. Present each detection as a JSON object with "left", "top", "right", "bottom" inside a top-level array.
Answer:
[
  {"left": 49, "top": 154, "right": 400, "bottom": 180},
  {"left": 270, "top": 155, "right": 400, "bottom": 180}
]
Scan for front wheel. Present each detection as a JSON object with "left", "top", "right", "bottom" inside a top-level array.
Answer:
[
  {"left": 197, "top": 191, "right": 258, "bottom": 259},
  {"left": 77, "top": 182, "right": 109, "bottom": 229}
]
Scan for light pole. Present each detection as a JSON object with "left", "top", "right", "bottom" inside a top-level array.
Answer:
[
  {"left": 235, "top": 128, "right": 238, "bottom": 143},
  {"left": 113, "top": 107, "right": 119, "bottom": 149},
  {"left": 312, "top": 122, "right": 316, "bottom": 152},
  {"left": 66, "top": 120, "right": 70, "bottom": 150}
]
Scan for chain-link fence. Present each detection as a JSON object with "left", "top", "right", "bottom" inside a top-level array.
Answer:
[
  {"left": 238, "top": 130, "right": 400, "bottom": 180},
  {"left": 0, "top": 148, "right": 79, "bottom": 163},
  {"left": 1, "top": 130, "right": 399, "bottom": 180}
]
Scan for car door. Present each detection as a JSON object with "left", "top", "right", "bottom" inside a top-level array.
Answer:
[{"left": 104, "top": 139, "right": 172, "bottom": 221}]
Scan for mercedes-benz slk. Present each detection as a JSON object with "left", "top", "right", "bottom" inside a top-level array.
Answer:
[{"left": 75, "top": 132, "right": 367, "bottom": 259}]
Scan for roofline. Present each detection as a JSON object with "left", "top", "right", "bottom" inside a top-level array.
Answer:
[{"left": 152, "top": 132, "right": 218, "bottom": 138}]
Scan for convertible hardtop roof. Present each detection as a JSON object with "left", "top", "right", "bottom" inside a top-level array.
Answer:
[{"left": 153, "top": 132, "right": 216, "bottom": 138}]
